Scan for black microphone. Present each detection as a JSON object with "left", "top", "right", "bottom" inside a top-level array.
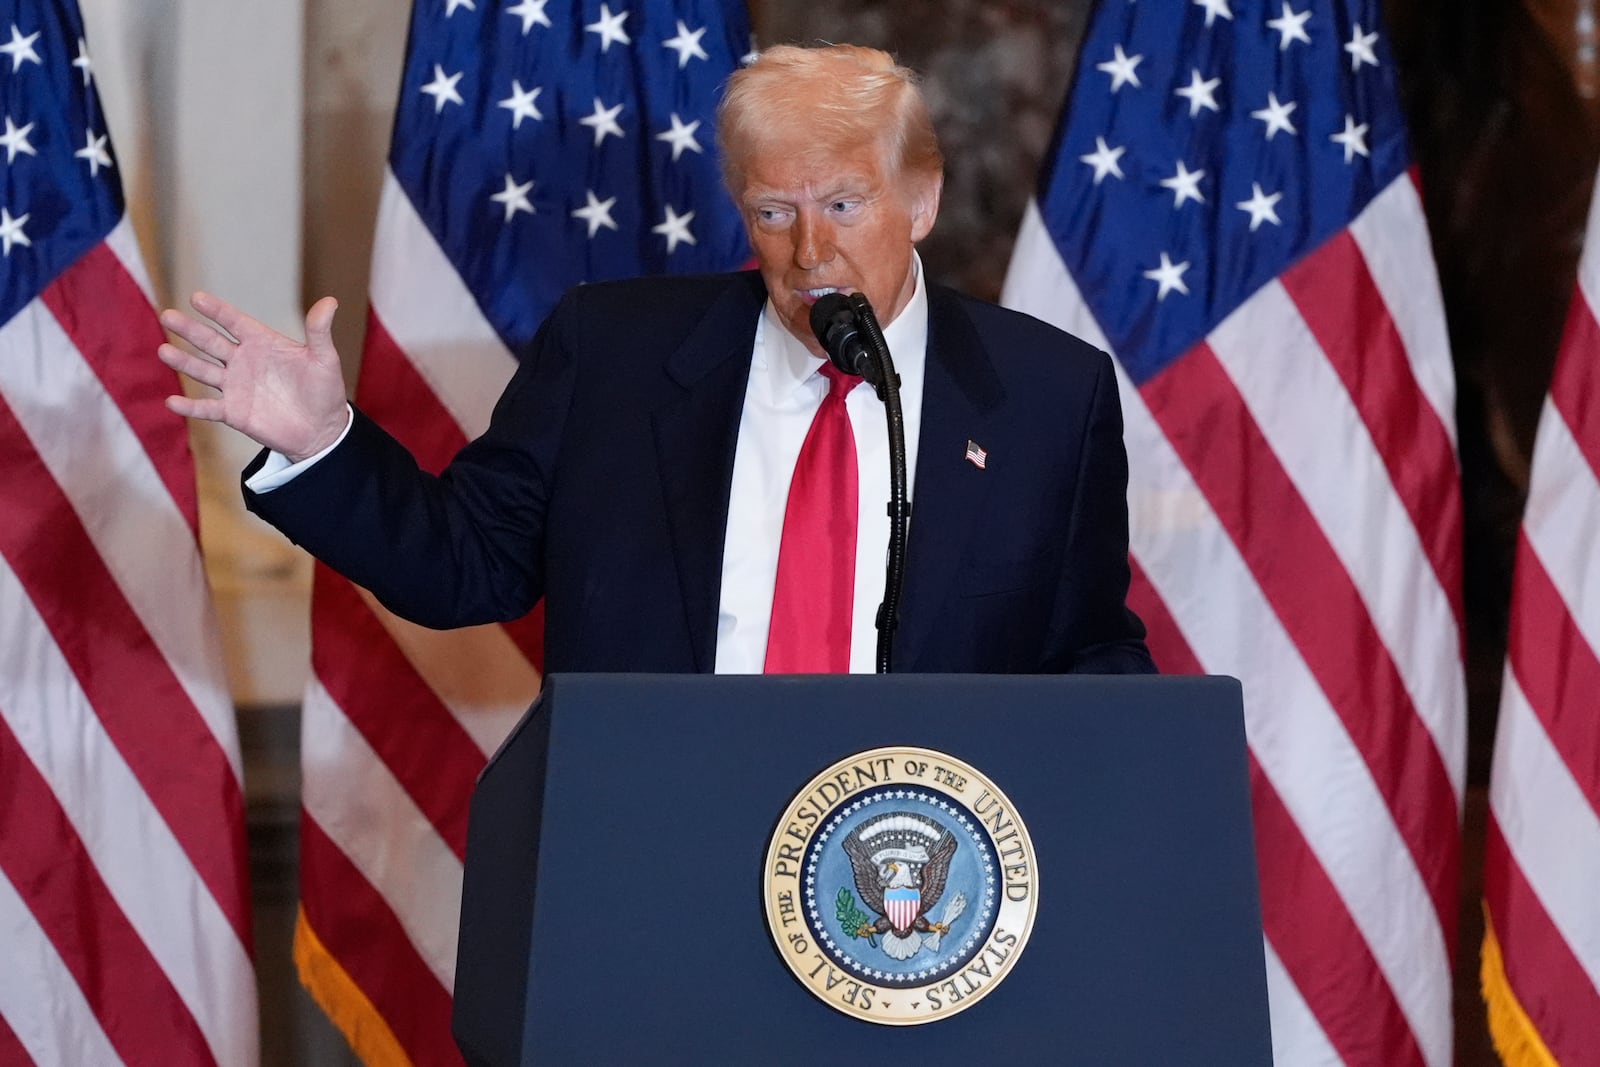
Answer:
[{"left": 808, "top": 292, "right": 879, "bottom": 383}]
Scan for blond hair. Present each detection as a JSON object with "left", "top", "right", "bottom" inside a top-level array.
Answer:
[{"left": 717, "top": 44, "right": 944, "bottom": 195}]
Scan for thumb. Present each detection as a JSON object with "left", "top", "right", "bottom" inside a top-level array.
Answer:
[{"left": 304, "top": 296, "right": 340, "bottom": 358}]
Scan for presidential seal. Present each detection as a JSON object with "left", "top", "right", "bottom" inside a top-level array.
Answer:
[{"left": 763, "top": 747, "right": 1038, "bottom": 1025}]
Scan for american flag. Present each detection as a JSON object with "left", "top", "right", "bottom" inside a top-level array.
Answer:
[
  {"left": 1479, "top": 163, "right": 1600, "bottom": 1065},
  {"left": 294, "top": 1, "right": 752, "bottom": 1062},
  {"left": 1001, "top": 1, "right": 1465, "bottom": 1063},
  {"left": 0, "top": 0, "right": 257, "bottom": 1063}
]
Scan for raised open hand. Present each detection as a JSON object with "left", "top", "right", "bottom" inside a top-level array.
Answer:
[{"left": 158, "top": 291, "right": 350, "bottom": 462}]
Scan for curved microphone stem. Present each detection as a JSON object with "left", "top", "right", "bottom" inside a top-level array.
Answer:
[{"left": 846, "top": 294, "right": 909, "bottom": 674}]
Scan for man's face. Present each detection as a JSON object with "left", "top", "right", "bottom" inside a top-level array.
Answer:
[{"left": 737, "top": 132, "right": 940, "bottom": 358}]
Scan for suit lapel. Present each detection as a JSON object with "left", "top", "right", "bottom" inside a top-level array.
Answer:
[
  {"left": 651, "top": 273, "right": 766, "bottom": 672},
  {"left": 894, "top": 284, "right": 1006, "bottom": 669}
]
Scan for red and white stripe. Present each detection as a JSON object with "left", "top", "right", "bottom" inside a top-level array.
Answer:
[
  {"left": 1481, "top": 167, "right": 1600, "bottom": 1064},
  {"left": 886, "top": 893, "right": 920, "bottom": 932},
  {"left": 293, "top": 171, "right": 541, "bottom": 1067},
  {"left": 1004, "top": 170, "right": 1466, "bottom": 1066},
  {"left": 0, "top": 218, "right": 258, "bottom": 1065}
]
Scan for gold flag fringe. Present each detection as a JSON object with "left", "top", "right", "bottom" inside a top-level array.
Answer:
[
  {"left": 1481, "top": 904, "right": 1562, "bottom": 1067},
  {"left": 294, "top": 906, "right": 413, "bottom": 1067}
]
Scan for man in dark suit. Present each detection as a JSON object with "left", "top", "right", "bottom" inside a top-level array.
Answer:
[{"left": 158, "top": 44, "right": 1153, "bottom": 676}]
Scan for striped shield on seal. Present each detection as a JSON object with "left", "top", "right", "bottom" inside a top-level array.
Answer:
[{"left": 885, "top": 886, "right": 920, "bottom": 932}]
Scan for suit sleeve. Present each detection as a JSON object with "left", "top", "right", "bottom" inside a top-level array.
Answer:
[
  {"left": 1042, "top": 351, "right": 1157, "bottom": 674},
  {"left": 241, "top": 292, "right": 584, "bottom": 629}
]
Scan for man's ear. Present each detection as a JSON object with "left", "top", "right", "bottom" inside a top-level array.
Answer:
[{"left": 909, "top": 172, "right": 943, "bottom": 243}]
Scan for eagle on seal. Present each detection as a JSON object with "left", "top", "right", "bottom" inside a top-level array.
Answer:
[{"left": 842, "top": 812, "right": 960, "bottom": 961}]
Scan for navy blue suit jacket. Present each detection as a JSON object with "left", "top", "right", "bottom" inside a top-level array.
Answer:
[{"left": 245, "top": 271, "right": 1153, "bottom": 675}]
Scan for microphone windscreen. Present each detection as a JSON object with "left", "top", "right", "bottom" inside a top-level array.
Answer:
[
  {"left": 809, "top": 292, "right": 854, "bottom": 346},
  {"left": 808, "top": 293, "right": 869, "bottom": 378}
]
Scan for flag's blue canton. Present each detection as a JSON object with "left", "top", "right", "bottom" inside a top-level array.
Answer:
[
  {"left": 0, "top": 0, "right": 120, "bottom": 324},
  {"left": 389, "top": 0, "right": 752, "bottom": 356},
  {"left": 1039, "top": 0, "right": 1409, "bottom": 384}
]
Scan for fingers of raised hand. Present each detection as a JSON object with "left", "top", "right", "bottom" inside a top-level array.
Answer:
[
  {"left": 163, "top": 391, "right": 225, "bottom": 423},
  {"left": 190, "top": 290, "right": 272, "bottom": 345},
  {"left": 157, "top": 341, "right": 226, "bottom": 390},
  {"left": 159, "top": 306, "right": 238, "bottom": 364}
]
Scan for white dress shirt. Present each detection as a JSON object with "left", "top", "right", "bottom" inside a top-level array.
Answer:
[{"left": 714, "top": 259, "right": 927, "bottom": 674}]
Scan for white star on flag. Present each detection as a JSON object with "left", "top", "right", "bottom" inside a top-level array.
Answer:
[
  {"left": 661, "top": 20, "right": 708, "bottom": 68},
  {"left": 1266, "top": 3, "right": 1312, "bottom": 50},
  {"left": 1142, "top": 251, "right": 1190, "bottom": 300},
  {"left": 490, "top": 173, "right": 535, "bottom": 222},
  {"left": 1330, "top": 115, "right": 1370, "bottom": 163},
  {"left": 444, "top": 0, "right": 475, "bottom": 16},
  {"left": 1079, "top": 136, "right": 1125, "bottom": 184},
  {"left": 1096, "top": 44, "right": 1143, "bottom": 92},
  {"left": 73, "top": 37, "right": 92, "bottom": 84},
  {"left": 1159, "top": 160, "right": 1206, "bottom": 207},
  {"left": 579, "top": 97, "right": 625, "bottom": 146},
  {"left": 498, "top": 81, "right": 543, "bottom": 128},
  {"left": 0, "top": 24, "right": 41, "bottom": 71},
  {"left": 652, "top": 204, "right": 696, "bottom": 252},
  {"left": 1345, "top": 24, "right": 1380, "bottom": 70},
  {"left": 505, "top": 0, "right": 552, "bottom": 33},
  {"left": 586, "top": 4, "right": 631, "bottom": 52},
  {"left": 1174, "top": 69, "right": 1221, "bottom": 117},
  {"left": 1192, "top": 0, "right": 1233, "bottom": 27},
  {"left": 655, "top": 113, "right": 702, "bottom": 160},
  {"left": 0, "top": 115, "right": 36, "bottom": 163},
  {"left": 1251, "top": 92, "right": 1298, "bottom": 139},
  {"left": 0, "top": 205, "right": 30, "bottom": 254},
  {"left": 420, "top": 65, "right": 465, "bottom": 113},
  {"left": 74, "top": 128, "right": 112, "bottom": 177},
  {"left": 571, "top": 190, "right": 619, "bottom": 237},
  {"left": 1236, "top": 182, "right": 1283, "bottom": 231}
]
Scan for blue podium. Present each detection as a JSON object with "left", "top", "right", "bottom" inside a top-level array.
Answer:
[{"left": 454, "top": 674, "right": 1271, "bottom": 1065}]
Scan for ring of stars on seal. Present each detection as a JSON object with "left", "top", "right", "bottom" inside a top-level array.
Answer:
[{"left": 803, "top": 787, "right": 999, "bottom": 987}]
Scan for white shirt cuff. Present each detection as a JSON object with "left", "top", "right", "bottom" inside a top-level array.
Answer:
[{"left": 245, "top": 404, "right": 356, "bottom": 492}]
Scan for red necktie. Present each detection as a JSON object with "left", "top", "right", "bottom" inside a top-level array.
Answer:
[{"left": 765, "top": 363, "right": 861, "bottom": 673}]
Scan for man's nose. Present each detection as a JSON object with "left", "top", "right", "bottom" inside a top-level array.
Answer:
[{"left": 793, "top": 212, "right": 833, "bottom": 270}]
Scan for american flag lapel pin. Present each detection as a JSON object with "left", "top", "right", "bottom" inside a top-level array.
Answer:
[{"left": 965, "top": 439, "right": 988, "bottom": 469}]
